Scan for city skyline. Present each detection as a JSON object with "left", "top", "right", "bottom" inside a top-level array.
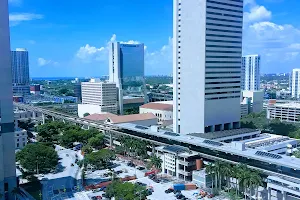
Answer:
[{"left": 9, "top": 0, "right": 300, "bottom": 77}]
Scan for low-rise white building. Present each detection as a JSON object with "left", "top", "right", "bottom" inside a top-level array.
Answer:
[
  {"left": 267, "top": 176, "right": 300, "bottom": 200},
  {"left": 85, "top": 112, "right": 158, "bottom": 126},
  {"left": 267, "top": 102, "right": 300, "bottom": 122},
  {"left": 140, "top": 101, "right": 173, "bottom": 126},
  {"left": 15, "top": 129, "right": 27, "bottom": 149},
  {"left": 155, "top": 145, "right": 200, "bottom": 181}
]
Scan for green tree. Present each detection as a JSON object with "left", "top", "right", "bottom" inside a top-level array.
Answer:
[
  {"left": 82, "top": 145, "right": 93, "bottom": 154},
  {"left": 16, "top": 143, "right": 58, "bottom": 174},
  {"left": 18, "top": 119, "right": 35, "bottom": 130},
  {"left": 83, "top": 113, "right": 90, "bottom": 117},
  {"left": 293, "top": 150, "right": 300, "bottom": 158},
  {"left": 36, "top": 121, "right": 65, "bottom": 143},
  {"left": 268, "top": 119, "right": 297, "bottom": 136},
  {"left": 205, "top": 163, "right": 216, "bottom": 192},
  {"left": 88, "top": 134, "right": 105, "bottom": 149},
  {"left": 85, "top": 149, "right": 115, "bottom": 169},
  {"left": 106, "top": 180, "right": 146, "bottom": 200},
  {"left": 150, "top": 155, "right": 162, "bottom": 169}
]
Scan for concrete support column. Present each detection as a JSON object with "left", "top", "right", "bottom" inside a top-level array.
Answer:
[
  {"left": 109, "top": 132, "right": 113, "bottom": 148},
  {"left": 52, "top": 116, "right": 55, "bottom": 121},
  {"left": 267, "top": 187, "right": 271, "bottom": 200},
  {"left": 42, "top": 114, "right": 45, "bottom": 125},
  {"left": 152, "top": 143, "right": 155, "bottom": 154},
  {"left": 282, "top": 191, "right": 286, "bottom": 200},
  {"left": 32, "top": 111, "right": 36, "bottom": 119},
  {"left": 220, "top": 124, "right": 224, "bottom": 131}
]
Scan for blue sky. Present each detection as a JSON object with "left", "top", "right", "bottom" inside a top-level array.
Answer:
[{"left": 8, "top": 0, "right": 300, "bottom": 77}]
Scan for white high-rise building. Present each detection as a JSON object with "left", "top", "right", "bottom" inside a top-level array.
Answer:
[
  {"left": 173, "top": 0, "right": 243, "bottom": 134},
  {"left": 109, "top": 42, "right": 145, "bottom": 114},
  {"left": 0, "top": 0, "right": 17, "bottom": 198},
  {"left": 78, "top": 79, "right": 118, "bottom": 117},
  {"left": 291, "top": 68, "right": 300, "bottom": 99},
  {"left": 11, "top": 48, "right": 30, "bottom": 95},
  {"left": 242, "top": 55, "right": 260, "bottom": 91}
]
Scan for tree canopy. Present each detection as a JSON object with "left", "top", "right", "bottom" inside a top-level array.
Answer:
[
  {"left": 88, "top": 134, "right": 105, "bottom": 149},
  {"left": 85, "top": 149, "right": 115, "bottom": 169},
  {"left": 16, "top": 143, "right": 58, "bottom": 173},
  {"left": 105, "top": 180, "right": 146, "bottom": 200}
]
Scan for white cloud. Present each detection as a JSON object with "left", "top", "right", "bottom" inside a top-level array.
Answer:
[
  {"left": 243, "top": 0, "right": 300, "bottom": 72},
  {"left": 75, "top": 34, "right": 172, "bottom": 75},
  {"left": 75, "top": 34, "right": 142, "bottom": 62},
  {"left": 9, "top": 13, "right": 43, "bottom": 22},
  {"left": 8, "top": 0, "right": 22, "bottom": 6},
  {"left": 9, "top": 13, "right": 43, "bottom": 26},
  {"left": 244, "top": 6, "right": 272, "bottom": 23},
  {"left": 76, "top": 44, "right": 106, "bottom": 62},
  {"left": 289, "top": 43, "right": 300, "bottom": 50},
  {"left": 37, "top": 58, "right": 58, "bottom": 66}
]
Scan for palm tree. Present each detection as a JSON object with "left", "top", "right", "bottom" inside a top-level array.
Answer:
[
  {"left": 214, "top": 160, "right": 224, "bottom": 190},
  {"left": 150, "top": 155, "right": 162, "bottom": 169},
  {"left": 221, "top": 162, "right": 232, "bottom": 191},
  {"left": 232, "top": 165, "right": 240, "bottom": 196},
  {"left": 251, "top": 171, "right": 263, "bottom": 200},
  {"left": 205, "top": 163, "right": 216, "bottom": 192}
]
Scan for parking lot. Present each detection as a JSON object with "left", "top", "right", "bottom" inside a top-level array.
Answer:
[{"left": 83, "top": 159, "right": 229, "bottom": 200}]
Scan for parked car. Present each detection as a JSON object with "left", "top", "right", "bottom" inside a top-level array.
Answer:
[
  {"left": 153, "top": 179, "right": 161, "bottom": 183},
  {"left": 99, "top": 186, "right": 106, "bottom": 191},
  {"left": 136, "top": 166, "right": 145, "bottom": 170},
  {"left": 176, "top": 194, "right": 185, "bottom": 199},
  {"left": 136, "top": 182, "right": 147, "bottom": 187},
  {"left": 173, "top": 190, "right": 181, "bottom": 194},
  {"left": 127, "top": 162, "right": 135, "bottom": 167},
  {"left": 165, "top": 188, "right": 174, "bottom": 193}
]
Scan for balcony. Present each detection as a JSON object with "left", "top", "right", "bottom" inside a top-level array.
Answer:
[
  {"left": 177, "top": 169, "right": 192, "bottom": 176},
  {"left": 178, "top": 160, "right": 196, "bottom": 166}
]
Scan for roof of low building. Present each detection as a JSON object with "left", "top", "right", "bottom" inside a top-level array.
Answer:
[
  {"left": 140, "top": 102, "right": 173, "bottom": 111},
  {"left": 108, "top": 113, "right": 156, "bottom": 124},
  {"left": 84, "top": 113, "right": 118, "bottom": 121}
]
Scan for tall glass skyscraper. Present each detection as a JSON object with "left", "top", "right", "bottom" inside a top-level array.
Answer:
[
  {"left": 0, "top": 0, "right": 17, "bottom": 198},
  {"left": 109, "top": 42, "right": 145, "bottom": 114},
  {"left": 11, "top": 48, "right": 30, "bottom": 96}
]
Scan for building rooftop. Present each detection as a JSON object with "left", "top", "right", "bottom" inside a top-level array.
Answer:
[
  {"left": 188, "top": 128, "right": 257, "bottom": 140},
  {"left": 108, "top": 113, "right": 156, "bottom": 124},
  {"left": 272, "top": 102, "right": 300, "bottom": 109},
  {"left": 84, "top": 113, "right": 118, "bottom": 121},
  {"left": 140, "top": 102, "right": 173, "bottom": 111},
  {"left": 41, "top": 145, "right": 82, "bottom": 180},
  {"left": 116, "top": 123, "right": 300, "bottom": 171}
]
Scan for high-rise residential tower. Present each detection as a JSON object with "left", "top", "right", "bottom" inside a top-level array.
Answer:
[
  {"left": 291, "top": 68, "right": 300, "bottom": 99},
  {"left": 11, "top": 48, "right": 30, "bottom": 96},
  {"left": 109, "top": 42, "right": 145, "bottom": 114},
  {"left": 0, "top": 0, "right": 18, "bottom": 198},
  {"left": 242, "top": 54, "right": 260, "bottom": 91},
  {"left": 173, "top": 0, "right": 243, "bottom": 134}
]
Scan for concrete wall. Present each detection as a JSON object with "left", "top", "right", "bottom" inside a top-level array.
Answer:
[
  {"left": 115, "top": 118, "right": 157, "bottom": 126},
  {"left": 78, "top": 104, "right": 117, "bottom": 117},
  {"left": 139, "top": 107, "right": 173, "bottom": 122}
]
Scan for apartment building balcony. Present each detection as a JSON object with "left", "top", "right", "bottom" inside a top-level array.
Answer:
[{"left": 178, "top": 160, "right": 196, "bottom": 167}]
